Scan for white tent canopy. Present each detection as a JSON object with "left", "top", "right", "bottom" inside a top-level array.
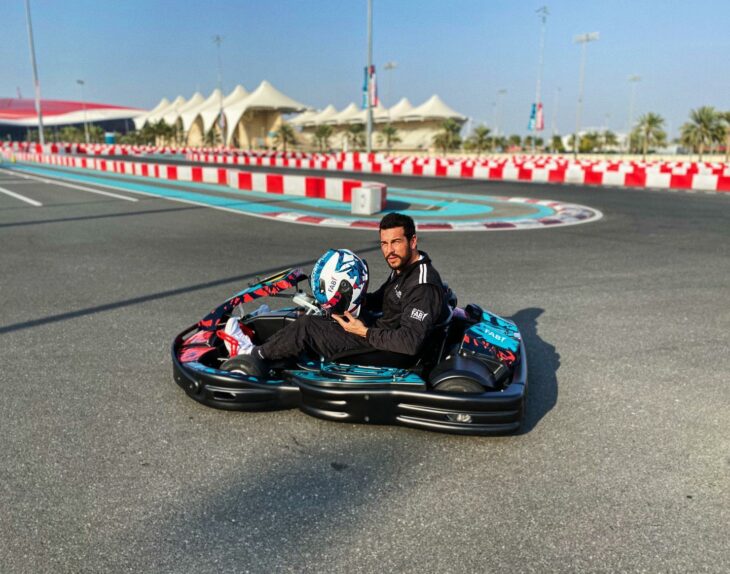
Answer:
[
  {"left": 166, "top": 92, "right": 204, "bottom": 125},
  {"left": 388, "top": 97, "right": 414, "bottom": 121},
  {"left": 289, "top": 108, "right": 319, "bottom": 127},
  {"left": 146, "top": 95, "right": 185, "bottom": 125},
  {"left": 349, "top": 103, "right": 390, "bottom": 124},
  {"left": 402, "top": 94, "right": 465, "bottom": 122},
  {"left": 224, "top": 81, "right": 306, "bottom": 134},
  {"left": 305, "top": 104, "right": 338, "bottom": 126},
  {"left": 223, "top": 85, "right": 249, "bottom": 107},
  {"left": 181, "top": 89, "right": 222, "bottom": 133},
  {"left": 223, "top": 80, "right": 306, "bottom": 144},
  {"left": 133, "top": 97, "right": 169, "bottom": 129},
  {"left": 325, "top": 102, "right": 360, "bottom": 125}
]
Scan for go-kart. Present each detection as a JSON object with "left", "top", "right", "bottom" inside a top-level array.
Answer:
[{"left": 171, "top": 268, "right": 527, "bottom": 435}]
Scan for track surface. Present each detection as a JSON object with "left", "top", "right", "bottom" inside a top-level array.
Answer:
[{"left": 0, "top": 164, "right": 728, "bottom": 573}]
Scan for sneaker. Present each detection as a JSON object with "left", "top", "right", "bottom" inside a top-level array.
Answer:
[{"left": 221, "top": 317, "right": 254, "bottom": 356}]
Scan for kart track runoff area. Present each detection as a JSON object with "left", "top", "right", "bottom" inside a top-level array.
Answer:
[{"left": 0, "top": 159, "right": 728, "bottom": 573}]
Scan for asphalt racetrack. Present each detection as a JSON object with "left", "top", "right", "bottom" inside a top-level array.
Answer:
[{"left": 1, "top": 161, "right": 728, "bottom": 573}]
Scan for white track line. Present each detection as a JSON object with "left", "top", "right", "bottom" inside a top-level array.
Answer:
[
  {"left": 7, "top": 169, "right": 138, "bottom": 202},
  {"left": 0, "top": 186, "right": 43, "bottom": 206}
]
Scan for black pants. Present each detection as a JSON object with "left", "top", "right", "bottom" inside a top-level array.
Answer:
[{"left": 258, "top": 315, "right": 373, "bottom": 361}]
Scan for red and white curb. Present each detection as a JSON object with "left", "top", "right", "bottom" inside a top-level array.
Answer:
[{"left": 231, "top": 197, "right": 602, "bottom": 232}]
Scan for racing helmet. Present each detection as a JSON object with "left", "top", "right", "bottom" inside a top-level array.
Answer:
[{"left": 310, "top": 249, "right": 369, "bottom": 316}]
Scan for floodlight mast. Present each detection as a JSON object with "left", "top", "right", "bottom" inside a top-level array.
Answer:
[
  {"left": 532, "top": 6, "right": 549, "bottom": 152},
  {"left": 627, "top": 74, "right": 641, "bottom": 151},
  {"left": 573, "top": 31, "right": 599, "bottom": 158},
  {"left": 213, "top": 35, "right": 225, "bottom": 146},
  {"left": 76, "top": 80, "right": 89, "bottom": 144},
  {"left": 25, "top": 0, "right": 45, "bottom": 145},
  {"left": 494, "top": 89, "right": 507, "bottom": 138}
]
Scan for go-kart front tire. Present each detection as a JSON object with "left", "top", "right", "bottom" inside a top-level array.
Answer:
[{"left": 221, "top": 354, "right": 267, "bottom": 378}]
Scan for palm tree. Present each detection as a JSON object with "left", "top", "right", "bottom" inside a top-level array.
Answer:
[
  {"left": 634, "top": 113, "right": 666, "bottom": 160},
  {"left": 493, "top": 135, "right": 508, "bottom": 152},
  {"left": 377, "top": 124, "right": 401, "bottom": 153},
  {"left": 680, "top": 107, "right": 724, "bottom": 161},
  {"left": 59, "top": 126, "right": 83, "bottom": 143},
  {"left": 152, "top": 120, "right": 175, "bottom": 146},
  {"left": 432, "top": 119, "right": 462, "bottom": 155},
  {"left": 579, "top": 131, "right": 601, "bottom": 153},
  {"left": 465, "top": 125, "right": 491, "bottom": 156},
  {"left": 204, "top": 126, "right": 220, "bottom": 147},
  {"left": 274, "top": 123, "right": 297, "bottom": 152},
  {"left": 346, "top": 123, "right": 366, "bottom": 150},
  {"left": 720, "top": 111, "right": 730, "bottom": 163},
  {"left": 313, "top": 125, "right": 333, "bottom": 152},
  {"left": 88, "top": 125, "right": 104, "bottom": 144},
  {"left": 602, "top": 130, "right": 619, "bottom": 151}
]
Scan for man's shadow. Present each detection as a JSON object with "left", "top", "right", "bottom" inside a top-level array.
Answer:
[{"left": 509, "top": 308, "right": 559, "bottom": 433}]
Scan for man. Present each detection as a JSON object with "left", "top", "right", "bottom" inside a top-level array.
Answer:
[{"left": 226, "top": 212, "right": 449, "bottom": 365}]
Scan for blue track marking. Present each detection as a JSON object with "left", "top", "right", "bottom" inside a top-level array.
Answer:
[
  {"left": 9, "top": 164, "right": 346, "bottom": 215},
  {"left": 7, "top": 162, "right": 602, "bottom": 231}
]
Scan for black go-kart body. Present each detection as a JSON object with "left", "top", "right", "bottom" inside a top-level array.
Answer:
[{"left": 171, "top": 268, "right": 527, "bottom": 435}]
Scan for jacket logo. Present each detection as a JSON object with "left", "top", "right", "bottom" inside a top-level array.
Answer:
[
  {"left": 410, "top": 308, "right": 428, "bottom": 321},
  {"left": 395, "top": 290, "right": 402, "bottom": 299}
]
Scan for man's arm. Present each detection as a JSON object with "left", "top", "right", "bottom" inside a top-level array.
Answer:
[{"left": 365, "top": 284, "right": 442, "bottom": 355}]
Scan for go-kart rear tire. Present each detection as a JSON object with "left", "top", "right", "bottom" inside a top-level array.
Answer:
[
  {"left": 432, "top": 378, "right": 485, "bottom": 394},
  {"left": 221, "top": 354, "right": 267, "bottom": 378}
]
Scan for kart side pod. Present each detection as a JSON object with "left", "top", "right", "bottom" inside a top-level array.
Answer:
[{"left": 428, "top": 354, "right": 508, "bottom": 393}]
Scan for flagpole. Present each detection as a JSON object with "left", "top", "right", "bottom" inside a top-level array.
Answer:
[{"left": 366, "top": 0, "right": 373, "bottom": 153}]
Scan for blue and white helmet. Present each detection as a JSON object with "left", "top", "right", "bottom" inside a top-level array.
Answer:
[{"left": 310, "top": 249, "right": 369, "bottom": 316}]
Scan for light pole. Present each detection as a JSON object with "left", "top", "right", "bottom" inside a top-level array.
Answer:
[
  {"left": 24, "top": 0, "right": 45, "bottom": 146},
  {"left": 531, "top": 6, "right": 549, "bottom": 152},
  {"left": 573, "top": 31, "right": 599, "bottom": 158},
  {"left": 550, "top": 86, "right": 560, "bottom": 152},
  {"left": 383, "top": 61, "right": 397, "bottom": 120},
  {"left": 213, "top": 35, "right": 225, "bottom": 146},
  {"left": 76, "top": 79, "right": 89, "bottom": 144},
  {"left": 495, "top": 88, "right": 507, "bottom": 138},
  {"left": 627, "top": 74, "right": 641, "bottom": 152},
  {"left": 366, "top": 0, "right": 373, "bottom": 153}
]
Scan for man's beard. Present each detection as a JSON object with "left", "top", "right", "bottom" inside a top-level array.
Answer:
[{"left": 386, "top": 246, "right": 412, "bottom": 271}]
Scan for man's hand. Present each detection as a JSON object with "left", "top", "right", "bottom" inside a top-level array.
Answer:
[{"left": 332, "top": 311, "right": 368, "bottom": 338}]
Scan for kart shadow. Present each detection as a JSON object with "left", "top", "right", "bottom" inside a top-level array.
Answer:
[
  {"left": 113, "top": 430, "right": 429, "bottom": 571},
  {"left": 509, "top": 307, "right": 559, "bottom": 434},
  {"left": 0, "top": 245, "right": 382, "bottom": 336}
]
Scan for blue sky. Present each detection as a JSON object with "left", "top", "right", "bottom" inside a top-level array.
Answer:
[{"left": 3, "top": 0, "right": 729, "bottom": 138}]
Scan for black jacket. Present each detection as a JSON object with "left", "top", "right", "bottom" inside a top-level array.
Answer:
[{"left": 364, "top": 251, "right": 448, "bottom": 355}]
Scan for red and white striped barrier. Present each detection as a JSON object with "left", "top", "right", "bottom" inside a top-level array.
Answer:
[
  {"left": 0, "top": 151, "right": 387, "bottom": 208},
  {"left": 185, "top": 151, "right": 730, "bottom": 193},
  {"left": 2, "top": 141, "right": 728, "bottom": 192}
]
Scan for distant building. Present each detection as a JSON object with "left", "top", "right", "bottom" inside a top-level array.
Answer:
[
  {"left": 290, "top": 95, "right": 466, "bottom": 152},
  {"left": 135, "top": 81, "right": 306, "bottom": 149},
  {"left": 0, "top": 97, "right": 142, "bottom": 140}
]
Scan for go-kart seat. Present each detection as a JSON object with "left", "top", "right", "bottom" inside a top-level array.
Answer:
[{"left": 333, "top": 309, "right": 454, "bottom": 369}]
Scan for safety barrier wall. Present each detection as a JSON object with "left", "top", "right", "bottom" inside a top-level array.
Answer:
[
  {"left": 0, "top": 150, "right": 387, "bottom": 206},
  {"left": 186, "top": 151, "right": 730, "bottom": 193},
  {"left": 2, "top": 142, "right": 728, "bottom": 192}
]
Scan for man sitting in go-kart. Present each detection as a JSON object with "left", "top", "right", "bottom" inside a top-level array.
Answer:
[{"left": 222, "top": 212, "right": 450, "bottom": 369}]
